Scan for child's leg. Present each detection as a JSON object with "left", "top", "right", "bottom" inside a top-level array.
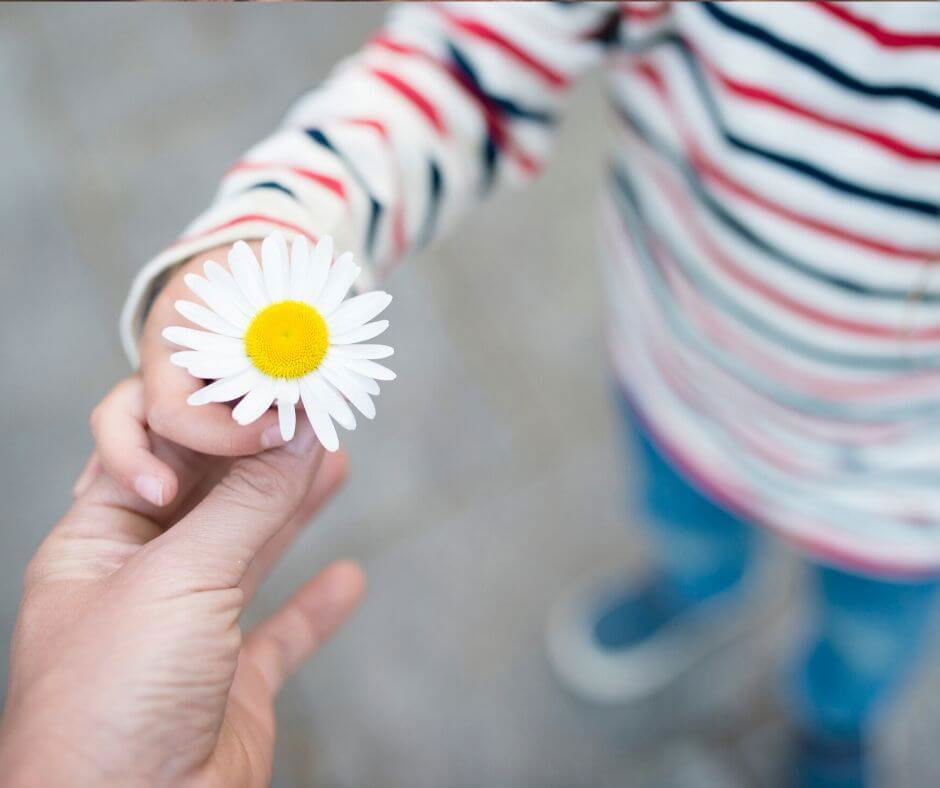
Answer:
[
  {"left": 592, "top": 395, "right": 760, "bottom": 648},
  {"left": 627, "top": 406, "right": 756, "bottom": 603},
  {"left": 790, "top": 564, "right": 939, "bottom": 738},
  {"left": 546, "top": 391, "right": 765, "bottom": 702}
]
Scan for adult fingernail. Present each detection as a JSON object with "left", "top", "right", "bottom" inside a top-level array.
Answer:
[
  {"left": 134, "top": 475, "right": 165, "bottom": 507},
  {"left": 285, "top": 419, "right": 319, "bottom": 456},
  {"left": 261, "top": 424, "right": 285, "bottom": 450}
]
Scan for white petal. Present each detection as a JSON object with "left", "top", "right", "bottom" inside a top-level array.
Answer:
[
  {"left": 319, "top": 361, "right": 376, "bottom": 419},
  {"left": 232, "top": 378, "right": 277, "bottom": 425},
  {"left": 278, "top": 399, "right": 297, "bottom": 442},
  {"left": 300, "top": 383, "right": 340, "bottom": 452},
  {"left": 342, "top": 358, "right": 396, "bottom": 381},
  {"left": 327, "top": 292, "right": 392, "bottom": 336},
  {"left": 316, "top": 253, "right": 360, "bottom": 315},
  {"left": 171, "top": 351, "right": 250, "bottom": 379},
  {"left": 289, "top": 235, "right": 310, "bottom": 299},
  {"left": 262, "top": 232, "right": 289, "bottom": 303},
  {"left": 169, "top": 350, "right": 197, "bottom": 369},
  {"left": 175, "top": 300, "right": 243, "bottom": 338},
  {"left": 187, "top": 368, "right": 262, "bottom": 406},
  {"left": 304, "top": 372, "right": 356, "bottom": 431},
  {"left": 229, "top": 241, "right": 269, "bottom": 310},
  {"left": 184, "top": 273, "right": 250, "bottom": 330},
  {"left": 347, "top": 369, "right": 380, "bottom": 396},
  {"left": 275, "top": 379, "right": 300, "bottom": 405},
  {"left": 203, "top": 260, "right": 254, "bottom": 316},
  {"left": 163, "top": 326, "right": 244, "bottom": 355},
  {"left": 330, "top": 344, "right": 394, "bottom": 360},
  {"left": 305, "top": 235, "right": 333, "bottom": 303},
  {"left": 331, "top": 320, "right": 389, "bottom": 344}
]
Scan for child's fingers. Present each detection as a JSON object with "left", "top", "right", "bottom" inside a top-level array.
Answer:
[
  {"left": 138, "top": 244, "right": 282, "bottom": 458},
  {"left": 141, "top": 347, "right": 282, "bottom": 456},
  {"left": 90, "top": 377, "right": 179, "bottom": 508}
]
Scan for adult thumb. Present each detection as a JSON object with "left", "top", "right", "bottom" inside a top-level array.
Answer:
[{"left": 149, "top": 419, "right": 325, "bottom": 588}]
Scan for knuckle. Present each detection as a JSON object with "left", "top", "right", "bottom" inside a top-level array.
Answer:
[
  {"left": 217, "top": 428, "right": 248, "bottom": 457},
  {"left": 223, "top": 624, "right": 244, "bottom": 658},
  {"left": 217, "top": 457, "right": 297, "bottom": 508}
]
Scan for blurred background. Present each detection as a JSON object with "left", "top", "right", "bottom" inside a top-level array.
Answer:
[{"left": 1, "top": 4, "right": 940, "bottom": 786}]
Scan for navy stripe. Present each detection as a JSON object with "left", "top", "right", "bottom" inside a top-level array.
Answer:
[
  {"left": 613, "top": 174, "right": 940, "bottom": 424},
  {"left": 447, "top": 43, "right": 557, "bottom": 125},
  {"left": 611, "top": 181, "right": 940, "bottom": 423},
  {"left": 304, "top": 128, "right": 383, "bottom": 256},
  {"left": 246, "top": 181, "right": 297, "bottom": 200},
  {"left": 626, "top": 31, "right": 939, "bottom": 217},
  {"left": 418, "top": 160, "right": 443, "bottom": 249},
  {"left": 448, "top": 41, "right": 555, "bottom": 193},
  {"left": 611, "top": 98, "right": 940, "bottom": 304},
  {"left": 589, "top": 11, "right": 622, "bottom": 48},
  {"left": 677, "top": 39, "right": 939, "bottom": 217},
  {"left": 615, "top": 166, "right": 940, "bottom": 372},
  {"left": 447, "top": 44, "right": 501, "bottom": 191},
  {"left": 703, "top": 3, "right": 940, "bottom": 112}
]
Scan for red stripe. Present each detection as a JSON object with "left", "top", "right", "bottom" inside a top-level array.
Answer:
[
  {"left": 670, "top": 269, "right": 940, "bottom": 400},
  {"left": 369, "top": 35, "right": 541, "bottom": 175},
  {"left": 174, "top": 214, "right": 318, "bottom": 247},
  {"left": 604, "top": 209, "right": 940, "bottom": 403},
  {"left": 692, "top": 147, "right": 940, "bottom": 261},
  {"left": 622, "top": 2, "right": 670, "bottom": 22},
  {"left": 369, "top": 67, "right": 447, "bottom": 135},
  {"left": 657, "top": 347, "right": 812, "bottom": 474},
  {"left": 695, "top": 51, "right": 940, "bottom": 163},
  {"left": 816, "top": 2, "right": 940, "bottom": 49},
  {"left": 228, "top": 161, "right": 346, "bottom": 199},
  {"left": 647, "top": 151, "right": 940, "bottom": 340},
  {"left": 436, "top": 7, "right": 568, "bottom": 88},
  {"left": 631, "top": 59, "right": 940, "bottom": 262},
  {"left": 344, "top": 116, "right": 389, "bottom": 141}
]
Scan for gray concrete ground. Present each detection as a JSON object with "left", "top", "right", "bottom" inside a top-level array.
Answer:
[{"left": 1, "top": 4, "right": 939, "bottom": 787}]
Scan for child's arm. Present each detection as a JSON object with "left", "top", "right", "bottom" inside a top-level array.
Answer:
[{"left": 110, "top": 2, "right": 619, "bottom": 504}]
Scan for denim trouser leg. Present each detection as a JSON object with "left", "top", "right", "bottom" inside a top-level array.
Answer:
[
  {"left": 621, "top": 396, "right": 939, "bottom": 735},
  {"left": 790, "top": 564, "right": 939, "bottom": 737},
  {"left": 621, "top": 398, "right": 757, "bottom": 603}
]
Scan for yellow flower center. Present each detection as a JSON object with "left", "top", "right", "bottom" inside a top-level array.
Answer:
[{"left": 244, "top": 301, "right": 329, "bottom": 380}]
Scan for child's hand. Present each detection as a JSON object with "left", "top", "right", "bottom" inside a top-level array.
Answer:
[
  {"left": 88, "top": 243, "right": 284, "bottom": 508},
  {"left": 139, "top": 241, "right": 283, "bottom": 460}
]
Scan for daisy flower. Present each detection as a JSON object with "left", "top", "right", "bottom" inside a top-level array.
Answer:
[{"left": 163, "top": 232, "right": 394, "bottom": 451}]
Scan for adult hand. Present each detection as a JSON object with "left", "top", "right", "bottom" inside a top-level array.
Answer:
[{"left": 0, "top": 377, "right": 365, "bottom": 787}]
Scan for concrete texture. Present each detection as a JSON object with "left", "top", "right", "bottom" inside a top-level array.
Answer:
[{"left": 0, "top": 4, "right": 938, "bottom": 786}]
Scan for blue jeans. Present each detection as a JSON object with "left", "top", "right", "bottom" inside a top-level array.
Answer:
[{"left": 622, "top": 401, "right": 939, "bottom": 737}]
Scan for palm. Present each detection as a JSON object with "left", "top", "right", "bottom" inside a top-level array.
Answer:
[{"left": 3, "top": 390, "right": 362, "bottom": 788}]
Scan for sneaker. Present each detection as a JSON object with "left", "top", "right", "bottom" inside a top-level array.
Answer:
[{"left": 546, "top": 567, "right": 777, "bottom": 705}]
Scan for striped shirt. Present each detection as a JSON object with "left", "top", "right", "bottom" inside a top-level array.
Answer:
[{"left": 122, "top": 2, "right": 940, "bottom": 577}]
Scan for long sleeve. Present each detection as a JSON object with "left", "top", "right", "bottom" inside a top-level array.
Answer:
[{"left": 121, "top": 1, "right": 619, "bottom": 362}]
